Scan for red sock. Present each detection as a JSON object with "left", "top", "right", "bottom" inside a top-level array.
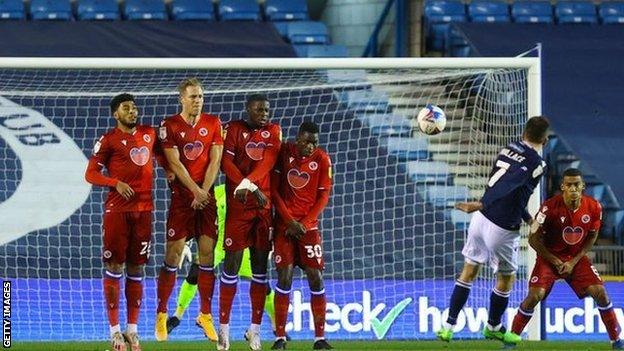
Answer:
[
  {"left": 103, "top": 271, "right": 121, "bottom": 326},
  {"left": 274, "top": 287, "right": 290, "bottom": 338},
  {"left": 311, "top": 290, "right": 327, "bottom": 338},
  {"left": 219, "top": 272, "right": 238, "bottom": 324},
  {"left": 125, "top": 275, "right": 143, "bottom": 325},
  {"left": 156, "top": 263, "right": 177, "bottom": 313},
  {"left": 250, "top": 275, "right": 268, "bottom": 324},
  {"left": 198, "top": 266, "right": 216, "bottom": 314},
  {"left": 599, "top": 303, "right": 622, "bottom": 341},
  {"left": 511, "top": 306, "right": 533, "bottom": 335}
]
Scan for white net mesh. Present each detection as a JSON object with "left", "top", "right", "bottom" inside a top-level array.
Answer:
[{"left": 0, "top": 65, "right": 532, "bottom": 341}]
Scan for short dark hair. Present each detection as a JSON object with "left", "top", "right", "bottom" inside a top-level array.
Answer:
[
  {"left": 178, "top": 78, "right": 203, "bottom": 95},
  {"left": 299, "top": 121, "right": 319, "bottom": 135},
  {"left": 246, "top": 94, "right": 268, "bottom": 107},
  {"left": 562, "top": 168, "right": 583, "bottom": 178},
  {"left": 524, "top": 116, "right": 550, "bottom": 144},
  {"left": 110, "top": 93, "right": 135, "bottom": 114}
]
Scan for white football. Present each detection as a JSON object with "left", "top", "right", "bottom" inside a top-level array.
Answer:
[{"left": 417, "top": 104, "right": 446, "bottom": 135}]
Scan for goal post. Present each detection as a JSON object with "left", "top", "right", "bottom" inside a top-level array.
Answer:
[{"left": 0, "top": 57, "right": 542, "bottom": 341}]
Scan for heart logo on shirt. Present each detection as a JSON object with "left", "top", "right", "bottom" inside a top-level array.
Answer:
[
  {"left": 245, "top": 141, "right": 266, "bottom": 161},
  {"left": 287, "top": 168, "right": 310, "bottom": 189},
  {"left": 562, "top": 226, "right": 584, "bottom": 245},
  {"left": 129, "top": 146, "right": 150, "bottom": 166},
  {"left": 183, "top": 141, "right": 204, "bottom": 160}
]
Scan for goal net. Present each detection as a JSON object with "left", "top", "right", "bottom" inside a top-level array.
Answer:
[{"left": 0, "top": 58, "right": 540, "bottom": 341}]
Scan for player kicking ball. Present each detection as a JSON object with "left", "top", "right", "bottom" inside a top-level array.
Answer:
[
  {"left": 506, "top": 168, "right": 623, "bottom": 349},
  {"left": 271, "top": 122, "right": 333, "bottom": 350},
  {"left": 166, "top": 184, "right": 290, "bottom": 341},
  {"left": 85, "top": 94, "right": 166, "bottom": 351}
]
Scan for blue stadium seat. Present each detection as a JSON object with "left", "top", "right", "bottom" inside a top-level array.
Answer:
[
  {"left": 424, "top": 0, "right": 467, "bottom": 52},
  {"left": 265, "top": 0, "right": 308, "bottom": 21},
  {"left": 407, "top": 161, "right": 450, "bottom": 183},
  {"left": 124, "top": 0, "right": 167, "bottom": 20},
  {"left": 386, "top": 138, "right": 429, "bottom": 161},
  {"left": 600, "top": 1, "right": 624, "bottom": 24},
  {"left": 425, "top": 185, "right": 470, "bottom": 208},
  {"left": 468, "top": 0, "right": 510, "bottom": 23},
  {"left": 341, "top": 90, "right": 390, "bottom": 114},
  {"left": 30, "top": 0, "right": 72, "bottom": 20},
  {"left": 294, "top": 44, "right": 348, "bottom": 57},
  {"left": 171, "top": 0, "right": 214, "bottom": 20},
  {"left": 0, "top": 0, "right": 24, "bottom": 19},
  {"left": 273, "top": 21, "right": 289, "bottom": 38},
  {"left": 555, "top": 1, "right": 597, "bottom": 24},
  {"left": 363, "top": 114, "right": 412, "bottom": 137},
  {"left": 512, "top": 0, "right": 553, "bottom": 23},
  {"left": 219, "top": 0, "right": 260, "bottom": 21},
  {"left": 286, "top": 21, "right": 329, "bottom": 44},
  {"left": 77, "top": 0, "right": 119, "bottom": 20}
]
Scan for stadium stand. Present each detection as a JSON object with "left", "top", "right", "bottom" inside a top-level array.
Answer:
[
  {"left": 468, "top": 0, "right": 511, "bottom": 23},
  {"left": 0, "top": 0, "right": 24, "bottom": 20},
  {"left": 123, "top": 0, "right": 167, "bottom": 20},
  {"left": 30, "top": 0, "right": 72, "bottom": 21},
  {"left": 599, "top": 1, "right": 624, "bottom": 24},
  {"left": 170, "top": 0, "right": 214, "bottom": 20},
  {"left": 264, "top": 0, "right": 308, "bottom": 21},
  {"left": 424, "top": 0, "right": 467, "bottom": 51},
  {"left": 555, "top": 0, "right": 598, "bottom": 24},
  {"left": 77, "top": 0, "right": 119, "bottom": 21},
  {"left": 511, "top": 0, "right": 553, "bottom": 23},
  {"left": 218, "top": 0, "right": 261, "bottom": 21}
]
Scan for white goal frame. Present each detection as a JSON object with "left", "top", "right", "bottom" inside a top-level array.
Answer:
[{"left": 0, "top": 56, "right": 542, "bottom": 340}]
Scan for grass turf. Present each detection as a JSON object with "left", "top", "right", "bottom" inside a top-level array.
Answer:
[{"left": 6, "top": 340, "right": 615, "bottom": 351}]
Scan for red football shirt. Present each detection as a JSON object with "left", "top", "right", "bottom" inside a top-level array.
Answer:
[
  {"left": 85, "top": 125, "right": 156, "bottom": 212},
  {"left": 536, "top": 194, "right": 602, "bottom": 260},
  {"left": 159, "top": 113, "right": 223, "bottom": 194},
  {"left": 221, "top": 120, "right": 281, "bottom": 208},
  {"left": 273, "top": 142, "right": 332, "bottom": 229}
]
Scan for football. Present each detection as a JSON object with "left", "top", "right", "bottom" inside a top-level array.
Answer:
[{"left": 417, "top": 104, "right": 447, "bottom": 135}]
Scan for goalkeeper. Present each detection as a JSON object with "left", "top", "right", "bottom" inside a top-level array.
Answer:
[{"left": 167, "top": 184, "right": 288, "bottom": 339}]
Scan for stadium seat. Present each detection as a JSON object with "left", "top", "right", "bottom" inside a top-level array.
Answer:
[
  {"left": 265, "top": 0, "right": 308, "bottom": 21},
  {"left": 363, "top": 114, "right": 412, "bottom": 137},
  {"left": 599, "top": 1, "right": 624, "bottom": 24},
  {"left": 171, "top": 0, "right": 214, "bottom": 20},
  {"left": 124, "top": 0, "right": 167, "bottom": 20},
  {"left": 30, "top": 0, "right": 72, "bottom": 20},
  {"left": 286, "top": 21, "right": 329, "bottom": 44},
  {"left": 294, "top": 44, "right": 348, "bottom": 58},
  {"left": 77, "top": 0, "right": 119, "bottom": 21},
  {"left": 219, "top": 0, "right": 261, "bottom": 21},
  {"left": 424, "top": 0, "right": 467, "bottom": 51},
  {"left": 272, "top": 21, "right": 289, "bottom": 38},
  {"left": 407, "top": 161, "right": 451, "bottom": 183},
  {"left": 425, "top": 185, "right": 470, "bottom": 208},
  {"left": 386, "top": 138, "right": 429, "bottom": 161},
  {"left": 512, "top": 0, "right": 553, "bottom": 23},
  {"left": 341, "top": 90, "right": 390, "bottom": 114},
  {"left": 0, "top": 0, "right": 24, "bottom": 20},
  {"left": 555, "top": 1, "right": 597, "bottom": 24},
  {"left": 468, "top": 0, "right": 511, "bottom": 23}
]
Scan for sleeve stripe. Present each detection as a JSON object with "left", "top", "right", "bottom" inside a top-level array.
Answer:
[{"left": 226, "top": 150, "right": 235, "bottom": 156}]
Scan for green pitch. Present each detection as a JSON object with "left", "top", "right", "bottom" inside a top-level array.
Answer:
[{"left": 8, "top": 340, "right": 615, "bottom": 351}]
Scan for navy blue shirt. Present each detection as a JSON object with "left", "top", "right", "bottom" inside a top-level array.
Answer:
[{"left": 480, "top": 140, "right": 546, "bottom": 231}]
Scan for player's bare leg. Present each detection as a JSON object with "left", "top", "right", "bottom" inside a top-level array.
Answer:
[
  {"left": 196, "top": 235, "right": 218, "bottom": 341},
  {"left": 587, "top": 285, "right": 623, "bottom": 349},
  {"left": 483, "top": 272, "right": 516, "bottom": 342},
  {"left": 218, "top": 249, "right": 244, "bottom": 351},
  {"left": 305, "top": 267, "right": 332, "bottom": 350},
  {"left": 437, "top": 261, "right": 480, "bottom": 342},
  {"left": 272, "top": 264, "right": 294, "bottom": 350},
  {"left": 244, "top": 248, "right": 269, "bottom": 351},
  {"left": 124, "top": 263, "right": 144, "bottom": 351},
  {"left": 155, "top": 238, "right": 185, "bottom": 341},
  {"left": 105, "top": 262, "right": 126, "bottom": 351}
]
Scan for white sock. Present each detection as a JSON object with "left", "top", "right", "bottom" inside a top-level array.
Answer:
[
  {"left": 443, "top": 321, "right": 454, "bottom": 330},
  {"left": 249, "top": 323, "right": 261, "bottom": 333},
  {"left": 109, "top": 324, "right": 121, "bottom": 336},
  {"left": 126, "top": 323, "right": 137, "bottom": 334},
  {"left": 314, "top": 337, "right": 325, "bottom": 342},
  {"left": 220, "top": 323, "right": 230, "bottom": 335},
  {"left": 487, "top": 323, "right": 502, "bottom": 331}
]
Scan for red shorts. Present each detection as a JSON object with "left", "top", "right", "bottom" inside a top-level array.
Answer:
[
  {"left": 223, "top": 205, "right": 272, "bottom": 252},
  {"left": 102, "top": 211, "right": 152, "bottom": 265},
  {"left": 166, "top": 192, "right": 217, "bottom": 242},
  {"left": 273, "top": 220, "right": 325, "bottom": 270},
  {"left": 529, "top": 256, "right": 603, "bottom": 298}
]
